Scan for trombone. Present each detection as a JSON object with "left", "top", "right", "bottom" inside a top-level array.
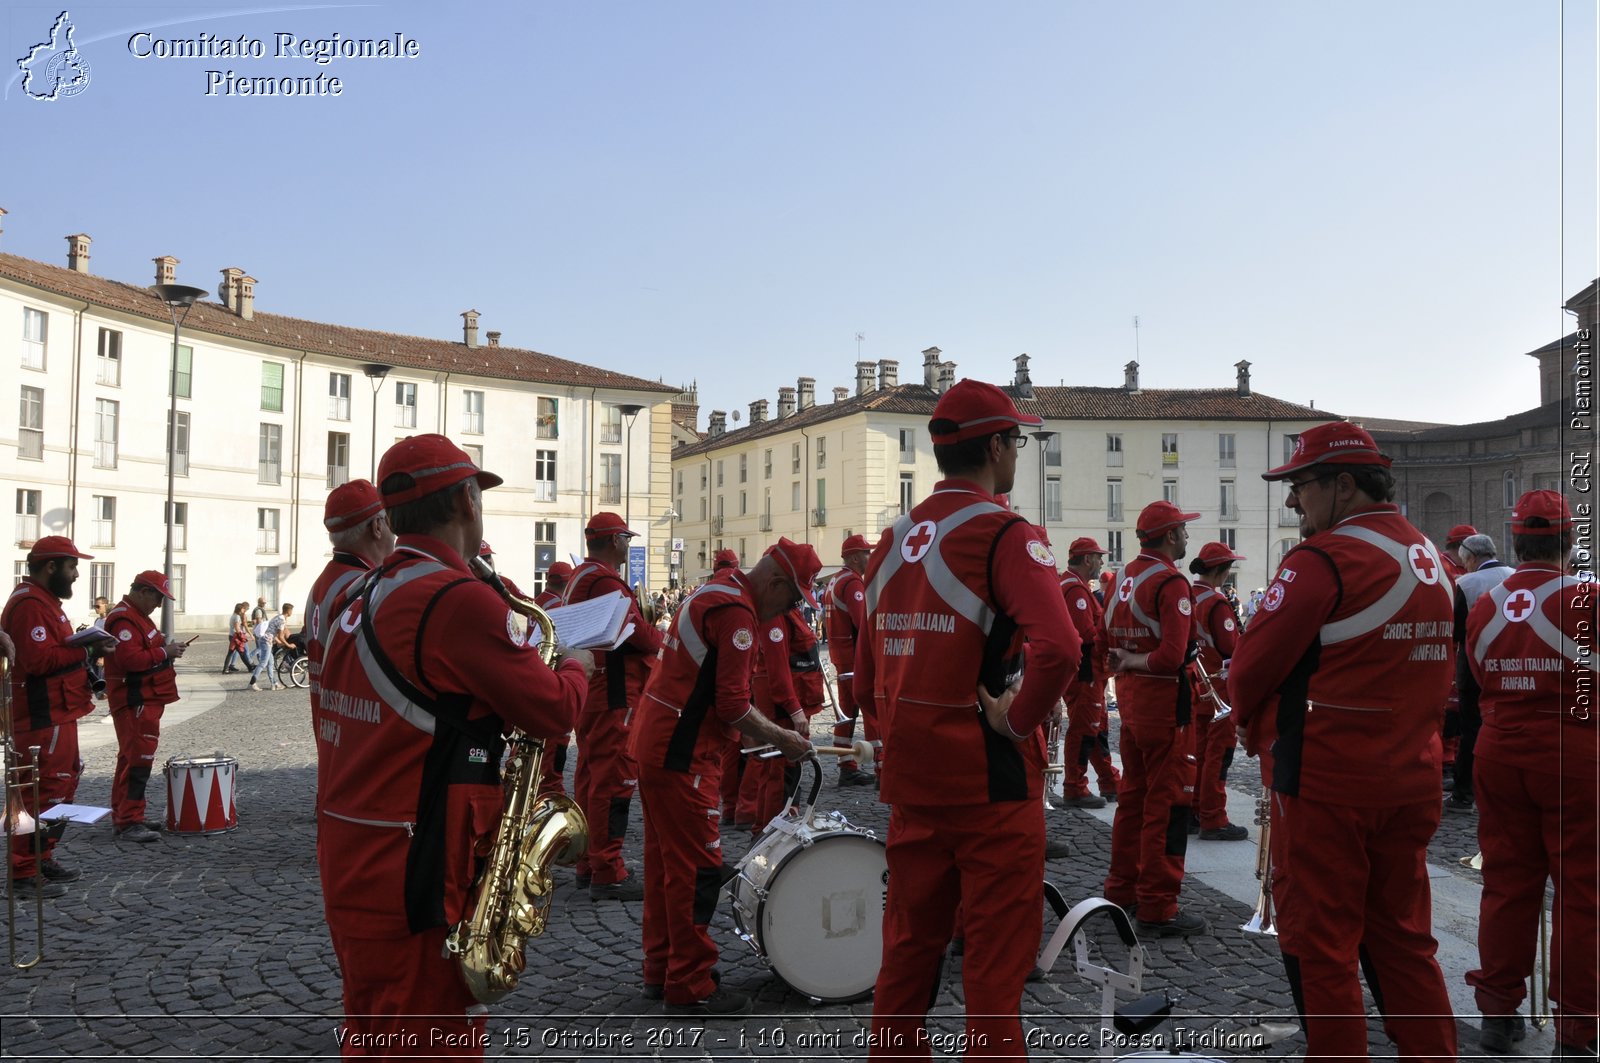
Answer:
[
  {"left": 3, "top": 658, "right": 44, "bottom": 969},
  {"left": 1188, "top": 660, "right": 1233, "bottom": 723},
  {"left": 1240, "top": 791, "right": 1276, "bottom": 936}
]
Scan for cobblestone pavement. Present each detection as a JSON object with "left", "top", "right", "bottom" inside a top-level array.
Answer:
[{"left": 0, "top": 636, "right": 1524, "bottom": 1060}]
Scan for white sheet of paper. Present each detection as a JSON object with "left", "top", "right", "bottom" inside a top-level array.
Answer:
[
  {"left": 37, "top": 803, "right": 111, "bottom": 824},
  {"left": 544, "top": 591, "right": 633, "bottom": 652}
]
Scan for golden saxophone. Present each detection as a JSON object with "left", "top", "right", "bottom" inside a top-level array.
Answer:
[{"left": 446, "top": 557, "right": 589, "bottom": 1003}]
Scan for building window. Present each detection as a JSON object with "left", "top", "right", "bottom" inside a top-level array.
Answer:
[
  {"left": 899, "top": 429, "right": 916, "bottom": 464},
  {"left": 91, "top": 495, "right": 115, "bottom": 547},
  {"left": 1277, "top": 537, "right": 1298, "bottom": 564},
  {"left": 462, "top": 443, "right": 482, "bottom": 468},
  {"left": 676, "top": 469, "right": 683, "bottom": 501},
  {"left": 173, "top": 345, "right": 193, "bottom": 399},
  {"left": 600, "top": 404, "right": 623, "bottom": 444},
  {"left": 1162, "top": 479, "right": 1178, "bottom": 504},
  {"left": 168, "top": 411, "right": 190, "bottom": 477},
  {"left": 1218, "top": 433, "right": 1236, "bottom": 468},
  {"left": 258, "top": 508, "right": 280, "bottom": 553},
  {"left": 739, "top": 454, "right": 748, "bottom": 483},
  {"left": 261, "top": 363, "right": 285, "bottom": 412},
  {"left": 739, "top": 490, "right": 748, "bottom": 516},
  {"left": 327, "top": 432, "right": 350, "bottom": 487},
  {"left": 15, "top": 490, "right": 41, "bottom": 544},
  {"left": 1219, "top": 528, "right": 1238, "bottom": 550},
  {"left": 256, "top": 566, "right": 279, "bottom": 609},
  {"left": 97, "top": 328, "right": 122, "bottom": 386},
  {"left": 1106, "top": 530, "right": 1124, "bottom": 566},
  {"left": 792, "top": 443, "right": 801, "bottom": 473},
  {"left": 1045, "top": 476, "right": 1062, "bottom": 522},
  {"left": 532, "top": 521, "right": 557, "bottom": 594},
  {"left": 12, "top": 563, "right": 25, "bottom": 586},
  {"left": 94, "top": 399, "right": 118, "bottom": 468},
  {"left": 815, "top": 479, "right": 827, "bottom": 521},
  {"left": 1161, "top": 433, "right": 1179, "bottom": 467},
  {"left": 699, "top": 497, "right": 707, "bottom": 520},
  {"left": 259, "top": 424, "right": 282, "bottom": 484},
  {"left": 1283, "top": 434, "right": 1299, "bottom": 464},
  {"left": 762, "top": 488, "right": 772, "bottom": 528},
  {"left": 18, "top": 386, "right": 43, "bottom": 460},
  {"left": 1502, "top": 470, "right": 1518, "bottom": 508},
  {"left": 791, "top": 482, "right": 801, "bottom": 511},
  {"left": 21, "top": 308, "right": 46, "bottom": 370},
  {"left": 1044, "top": 433, "right": 1062, "bottom": 468},
  {"left": 759, "top": 449, "right": 769, "bottom": 479},
  {"left": 900, "top": 473, "right": 915, "bottom": 515},
  {"left": 536, "top": 397, "right": 558, "bottom": 439},
  {"left": 1107, "top": 479, "right": 1123, "bottom": 522},
  {"left": 464, "top": 390, "right": 484, "bottom": 434},
  {"left": 817, "top": 437, "right": 827, "bottom": 470},
  {"left": 329, "top": 373, "right": 352, "bottom": 421},
  {"left": 601, "top": 453, "right": 622, "bottom": 504},
  {"left": 169, "top": 565, "right": 186, "bottom": 615},
  {"left": 699, "top": 466, "right": 708, "bottom": 490},
  {"left": 90, "top": 562, "right": 114, "bottom": 602},
  {"left": 1106, "top": 433, "right": 1123, "bottom": 467},
  {"left": 534, "top": 449, "right": 556, "bottom": 502},
  {"left": 716, "top": 461, "right": 724, "bottom": 488},
  {"left": 167, "top": 501, "right": 188, "bottom": 551},
  {"left": 1220, "top": 480, "right": 1238, "bottom": 520},
  {"left": 395, "top": 381, "right": 418, "bottom": 428}
]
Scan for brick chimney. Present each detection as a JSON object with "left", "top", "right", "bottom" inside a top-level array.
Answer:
[
  {"left": 832, "top": 386, "right": 850, "bottom": 403},
  {"left": 936, "top": 363, "right": 957, "bottom": 394},
  {"left": 153, "top": 256, "right": 179, "bottom": 287},
  {"left": 462, "top": 309, "right": 480, "bottom": 349},
  {"left": 1123, "top": 360, "right": 1140, "bottom": 392},
  {"left": 65, "top": 234, "right": 90, "bottom": 273},
  {"left": 708, "top": 410, "right": 727, "bottom": 436},
  {"left": 487, "top": 331, "right": 501, "bottom": 348},
  {"left": 1235, "top": 359, "right": 1252, "bottom": 397},
  {"left": 237, "top": 275, "right": 256, "bottom": 320},
  {"left": 855, "top": 361, "right": 877, "bottom": 396},
  {"left": 749, "top": 399, "right": 768, "bottom": 424},
  {"left": 218, "top": 267, "right": 243, "bottom": 311},
  {"left": 776, "top": 387, "right": 797, "bottom": 418},
  {"left": 922, "top": 347, "right": 943, "bottom": 388},
  {"left": 797, "top": 377, "right": 816, "bottom": 410},
  {"left": 1012, "top": 353, "right": 1034, "bottom": 399},
  {"left": 878, "top": 359, "right": 899, "bottom": 388}
]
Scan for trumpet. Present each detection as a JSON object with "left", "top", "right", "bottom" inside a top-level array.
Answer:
[
  {"left": 1043, "top": 702, "right": 1065, "bottom": 778},
  {"left": 1188, "top": 659, "right": 1233, "bottom": 723},
  {"left": 1241, "top": 791, "right": 1276, "bottom": 936},
  {"left": 3, "top": 658, "right": 44, "bottom": 969}
]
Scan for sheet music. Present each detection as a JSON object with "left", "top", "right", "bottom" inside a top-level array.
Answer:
[
  {"left": 37, "top": 803, "right": 111, "bottom": 824},
  {"left": 544, "top": 591, "right": 633, "bottom": 651},
  {"left": 65, "top": 628, "right": 116, "bottom": 648}
]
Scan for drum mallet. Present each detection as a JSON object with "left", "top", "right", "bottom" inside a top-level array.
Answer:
[{"left": 742, "top": 739, "right": 873, "bottom": 763}]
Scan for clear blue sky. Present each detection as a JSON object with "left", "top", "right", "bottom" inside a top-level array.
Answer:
[{"left": 4, "top": 1, "right": 1595, "bottom": 426}]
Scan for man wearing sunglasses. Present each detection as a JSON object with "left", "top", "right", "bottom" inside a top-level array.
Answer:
[{"left": 1229, "top": 420, "right": 1457, "bottom": 1062}]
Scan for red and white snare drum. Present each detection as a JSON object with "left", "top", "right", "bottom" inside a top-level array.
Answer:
[{"left": 165, "top": 753, "right": 239, "bottom": 835}]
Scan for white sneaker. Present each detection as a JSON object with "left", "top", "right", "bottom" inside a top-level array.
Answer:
[{"left": 271, "top": 683, "right": 284, "bottom": 691}]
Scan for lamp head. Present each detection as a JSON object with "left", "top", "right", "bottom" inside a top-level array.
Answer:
[
  {"left": 151, "top": 283, "right": 207, "bottom": 309},
  {"left": 362, "top": 363, "right": 392, "bottom": 381}
]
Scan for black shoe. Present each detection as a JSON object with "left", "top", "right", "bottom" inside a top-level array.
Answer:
[
  {"left": 645, "top": 968, "right": 719, "bottom": 1001},
  {"left": 948, "top": 936, "right": 964, "bottom": 956},
  {"left": 1100, "top": 789, "right": 1117, "bottom": 804},
  {"left": 116, "top": 822, "right": 160, "bottom": 844},
  {"left": 1136, "top": 910, "right": 1209, "bottom": 938},
  {"left": 1187, "top": 812, "right": 1200, "bottom": 835},
  {"left": 1199, "top": 824, "right": 1249, "bottom": 841},
  {"left": 590, "top": 877, "right": 645, "bottom": 901},
  {"left": 1480, "top": 1014, "right": 1526, "bottom": 1055},
  {"left": 838, "top": 768, "right": 874, "bottom": 787},
  {"left": 10, "top": 875, "right": 65, "bottom": 899},
  {"left": 1026, "top": 965, "right": 1047, "bottom": 983},
  {"left": 1446, "top": 794, "right": 1476, "bottom": 816},
  {"left": 1044, "top": 837, "right": 1070, "bottom": 859},
  {"left": 39, "top": 859, "right": 81, "bottom": 882},
  {"left": 574, "top": 870, "right": 592, "bottom": 890},
  {"left": 1064, "top": 793, "right": 1107, "bottom": 809},
  {"left": 664, "top": 986, "right": 751, "bottom": 1017}
]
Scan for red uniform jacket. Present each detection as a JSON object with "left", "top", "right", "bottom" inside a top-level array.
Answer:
[
  {"left": 630, "top": 571, "right": 761, "bottom": 774},
  {"left": 316, "top": 535, "right": 586, "bottom": 936},
  {"left": 825, "top": 569, "right": 866, "bottom": 675},
  {"left": 1060, "top": 572, "right": 1109, "bottom": 695},
  {"left": 563, "top": 559, "right": 662, "bottom": 713},
  {"left": 1104, "top": 552, "right": 1195, "bottom": 726},
  {"left": 754, "top": 607, "right": 826, "bottom": 720},
  {"left": 1466, "top": 562, "right": 1598, "bottom": 780},
  {"left": 856, "top": 479, "right": 1079, "bottom": 806},
  {"left": 534, "top": 589, "right": 563, "bottom": 611},
  {"left": 1191, "top": 586, "right": 1239, "bottom": 674},
  {"left": 103, "top": 599, "right": 178, "bottom": 712},
  {"left": 305, "top": 553, "right": 374, "bottom": 800},
  {"left": 2, "top": 580, "right": 93, "bottom": 732},
  {"left": 1229, "top": 504, "right": 1454, "bottom": 805}
]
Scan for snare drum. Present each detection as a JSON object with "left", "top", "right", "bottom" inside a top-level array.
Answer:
[
  {"left": 728, "top": 812, "right": 887, "bottom": 1003},
  {"left": 165, "top": 753, "right": 239, "bottom": 835}
]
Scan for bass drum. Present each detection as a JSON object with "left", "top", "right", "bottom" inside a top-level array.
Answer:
[{"left": 729, "top": 817, "right": 886, "bottom": 1003}]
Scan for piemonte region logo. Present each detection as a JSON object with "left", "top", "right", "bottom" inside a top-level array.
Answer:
[{"left": 18, "top": 11, "right": 92, "bottom": 101}]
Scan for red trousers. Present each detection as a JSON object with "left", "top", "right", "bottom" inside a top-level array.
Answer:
[
  {"left": 1103, "top": 718, "right": 1193, "bottom": 922},
  {"left": 1062, "top": 681, "right": 1120, "bottom": 798},
  {"left": 111, "top": 704, "right": 164, "bottom": 828},
  {"left": 573, "top": 708, "right": 636, "bottom": 885},
  {"left": 6, "top": 722, "right": 82, "bottom": 879},
  {"left": 327, "top": 924, "right": 487, "bottom": 1057},
  {"left": 832, "top": 674, "right": 883, "bottom": 771},
  {"left": 1274, "top": 794, "right": 1456, "bottom": 1063},
  {"left": 638, "top": 764, "right": 723, "bottom": 1005},
  {"left": 1467, "top": 757, "right": 1598, "bottom": 1050},
  {"left": 1192, "top": 704, "right": 1237, "bottom": 829},
  {"left": 871, "top": 801, "right": 1042, "bottom": 1061}
]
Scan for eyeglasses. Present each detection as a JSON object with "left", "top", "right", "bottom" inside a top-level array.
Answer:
[
  {"left": 1002, "top": 433, "right": 1028, "bottom": 449},
  {"left": 1286, "top": 473, "right": 1334, "bottom": 497}
]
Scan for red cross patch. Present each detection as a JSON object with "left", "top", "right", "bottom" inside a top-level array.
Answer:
[
  {"left": 901, "top": 521, "right": 938, "bottom": 564},
  {"left": 1407, "top": 544, "right": 1440, "bottom": 586},
  {"left": 1117, "top": 577, "right": 1134, "bottom": 603},
  {"left": 1501, "top": 589, "right": 1537, "bottom": 623}
]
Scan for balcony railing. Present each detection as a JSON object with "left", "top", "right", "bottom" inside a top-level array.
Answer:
[
  {"left": 711, "top": 517, "right": 724, "bottom": 534},
  {"left": 812, "top": 508, "right": 827, "bottom": 526},
  {"left": 1279, "top": 508, "right": 1299, "bottom": 527},
  {"left": 1220, "top": 504, "right": 1239, "bottom": 522}
]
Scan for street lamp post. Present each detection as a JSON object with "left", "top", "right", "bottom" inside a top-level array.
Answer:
[
  {"left": 1030, "top": 430, "right": 1057, "bottom": 528},
  {"left": 362, "top": 364, "right": 392, "bottom": 479},
  {"left": 617, "top": 403, "right": 645, "bottom": 588},
  {"left": 152, "top": 283, "right": 207, "bottom": 640},
  {"left": 658, "top": 508, "right": 681, "bottom": 590}
]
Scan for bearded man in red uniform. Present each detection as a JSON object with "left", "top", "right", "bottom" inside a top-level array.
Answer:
[
  {"left": 1464, "top": 490, "right": 1597, "bottom": 1059},
  {"left": 827, "top": 533, "right": 876, "bottom": 786},
  {"left": 1102, "top": 500, "right": 1205, "bottom": 937},
  {"left": 316, "top": 435, "right": 591, "bottom": 1056},
  {"left": 630, "top": 539, "right": 817, "bottom": 1016},
  {"left": 103, "top": 571, "right": 190, "bottom": 842},
  {"left": 563, "top": 512, "right": 662, "bottom": 900},
  {"left": 1186, "top": 541, "right": 1247, "bottom": 841},
  {"left": 1058, "top": 536, "right": 1120, "bottom": 806},
  {"left": 1229, "top": 421, "right": 1457, "bottom": 1063},
  {"left": 859, "top": 379, "right": 1078, "bottom": 1061},
  {"left": 3, "top": 536, "right": 110, "bottom": 898}
]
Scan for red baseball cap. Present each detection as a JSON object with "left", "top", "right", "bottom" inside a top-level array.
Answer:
[
  {"left": 840, "top": 534, "right": 872, "bottom": 557},
  {"left": 26, "top": 535, "right": 92, "bottom": 563},
  {"left": 585, "top": 512, "right": 637, "bottom": 539},
  {"left": 1067, "top": 536, "right": 1107, "bottom": 558},
  {"left": 133, "top": 570, "right": 174, "bottom": 600},
  {"left": 377, "top": 434, "right": 503, "bottom": 507},
  {"left": 478, "top": 540, "right": 495, "bottom": 558},
  {"left": 1510, "top": 490, "right": 1572, "bottom": 535},
  {"left": 712, "top": 548, "right": 740, "bottom": 570},
  {"left": 546, "top": 561, "right": 574, "bottom": 583},
  {"left": 764, "top": 538, "right": 821, "bottom": 609},
  {"left": 1136, "top": 500, "right": 1201, "bottom": 538},
  {"left": 324, "top": 479, "right": 383, "bottom": 532},
  {"left": 1263, "top": 421, "right": 1392, "bottom": 481},
  {"left": 1444, "top": 524, "right": 1478, "bottom": 546},
  {"left": 1195, "top": 542, "right": 1247, "bottom": 567},
  {"left": 928, "top": 379, "right": 1042, "bottom": 445}
]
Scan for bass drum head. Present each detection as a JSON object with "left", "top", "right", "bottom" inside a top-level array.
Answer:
[{"left": 759, "top": 832, "right": 886, "bottom": 1003}]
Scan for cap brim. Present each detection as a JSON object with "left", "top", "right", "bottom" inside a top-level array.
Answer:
[
  {"left": 142, "top": 585, "right": 176, "bottom": 601},
  {"left": 797, "top": 585, "right": 819, "bottom": 610},
  {"left": 476, "top": 470, "right": 504, "bottom": 491}
]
